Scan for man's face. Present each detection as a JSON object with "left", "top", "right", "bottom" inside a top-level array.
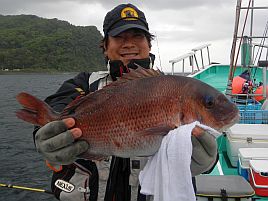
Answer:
[{"left": 104, "top": 29, "right": 151, "bottom": 66}]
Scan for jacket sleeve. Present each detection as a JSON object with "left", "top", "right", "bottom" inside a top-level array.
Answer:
[
  {"left": 32, "top": 72, "right": 99, "bottom": 201},
  {"left": 44, "top": 72, "right": 91, "bottom": 112}
]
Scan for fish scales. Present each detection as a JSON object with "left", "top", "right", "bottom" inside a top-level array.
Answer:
[{"left": 73, "top": 75, "right": 183, "bottom": 156}]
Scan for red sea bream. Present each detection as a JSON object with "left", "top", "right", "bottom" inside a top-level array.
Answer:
[{"left": 16, "top": 68, "right": 239, "bottom": 159}]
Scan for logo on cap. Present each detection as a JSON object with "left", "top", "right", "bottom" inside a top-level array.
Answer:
[{"left": 121, "top": 7, "right": 138, "bottom": 20}]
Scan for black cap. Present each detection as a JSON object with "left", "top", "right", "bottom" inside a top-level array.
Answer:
[{"left": 103, "top": 4, "right": 149, "bottom": 37}]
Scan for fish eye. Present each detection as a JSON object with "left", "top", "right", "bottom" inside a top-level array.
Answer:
[{"left": 204, "top": 95, "right": 215, "bottom": 108}]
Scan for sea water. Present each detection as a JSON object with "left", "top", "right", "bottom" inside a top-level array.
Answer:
[{"left": 0, "top": 73, "right": 77, "bottom": 201}]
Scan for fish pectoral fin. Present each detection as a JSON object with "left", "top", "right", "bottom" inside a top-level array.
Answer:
[
  {"left": 78, "top": 152, "right": 106, "bottom": 161},
  {"left": 137, "top": 125, "right": 174, "bottom": 137}
]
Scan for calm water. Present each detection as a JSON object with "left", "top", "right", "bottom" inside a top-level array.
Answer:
[{"left": 0, "top": 73, "right": 77, "bottom": 201}]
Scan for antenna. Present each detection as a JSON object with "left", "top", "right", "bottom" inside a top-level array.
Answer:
[{"left": 155, "top": 32, "right": 162, "bottom": 70}]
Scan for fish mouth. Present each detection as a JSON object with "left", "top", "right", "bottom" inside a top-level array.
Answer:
[
  {"left": 195, "top": 111, "right": 240, "bottom": 136},
  {"left": 193, "top": 113, "right": 239, "bottom": 138},
  {"left": 218, "top": 112, "right": 240, "bottom": 132}
]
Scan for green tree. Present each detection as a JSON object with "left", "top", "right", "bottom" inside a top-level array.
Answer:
[{"left": 0, "top": 15, "right": 106, "bottom": 72}]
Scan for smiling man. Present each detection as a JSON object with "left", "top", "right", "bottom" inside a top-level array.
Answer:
[
  {"left": 104, "top": 29, "right": 151, "bottom": 65},
  {"left": 33, "top": 3, "right": 218, "bottom": 201}
]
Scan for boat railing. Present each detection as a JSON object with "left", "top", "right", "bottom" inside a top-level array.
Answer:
[
  {"left": 168, "top": 44, "right": 211, "bottom": 75},
  {"left": 252, "top": 43, "right": 268, "bottom": 65}
]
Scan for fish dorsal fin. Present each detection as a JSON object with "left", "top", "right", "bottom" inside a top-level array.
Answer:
[
  {"left": 108, "top": 67, "right": 164, "bottom": 87},
  {"left": 61, "top": 67, "right": 163, "bottom": 116},
  {"left": 61, "top": 96, "right": 88, "bottom": 117}
]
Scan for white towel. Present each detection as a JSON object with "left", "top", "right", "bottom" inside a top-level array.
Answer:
[{"left": 139, "top": 121, "right": 220, "bottom": 201}]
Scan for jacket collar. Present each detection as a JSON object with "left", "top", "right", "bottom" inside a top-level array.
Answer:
[{"left": 108, "top": 53, "right": 155, "bottom": 81}]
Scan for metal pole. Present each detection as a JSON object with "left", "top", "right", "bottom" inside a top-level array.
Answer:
[
  {"left": 200, "top": 50, "right": 204, "bottom": 68},
  {"left": 226, "top": 0, "right": 242, "bottom": 97},
  {"left": 190, "top": 56, "right": 193, "bottom": 73},
  {"left": 207, "top": 46, "right": 211, "bottom": 64},
  {"left": 250, "top": 0, "right": 254, "bottom": 65},
  {"left": 263, "top": 67, "right": 267, "bottom": 99},
  {"left": 194, "top": 54, "right": 199, "bottom": 70},
  {"left": 182, "top": 59, "right": 185, "bottom": 75}
]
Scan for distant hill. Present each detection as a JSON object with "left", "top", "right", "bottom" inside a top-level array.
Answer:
[{"left": 0, "top": 15, "right": 106, "bottom": 72}]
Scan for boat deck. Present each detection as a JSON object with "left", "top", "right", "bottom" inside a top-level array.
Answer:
[
  {"left": 192, "top": 64, "right": 268, "bottom": 93},
  {"left": 210, "top": 135, "right": 268, "bottom": 200},
  {"left": 192, "top": 64, "right": 268, "bottom": 200},
  {"left": 190, "top": 65, "right": 268, "bottom": 201}
]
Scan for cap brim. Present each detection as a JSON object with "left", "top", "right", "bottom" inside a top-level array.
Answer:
[{"left": 108, "top": 24, "right": 149, "bottom": 36}]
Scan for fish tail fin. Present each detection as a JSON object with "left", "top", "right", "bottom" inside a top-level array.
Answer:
[{"left": 16, "top": 92, "right": 59, "bottom": 126}]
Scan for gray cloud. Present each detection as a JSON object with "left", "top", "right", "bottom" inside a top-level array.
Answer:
[
  {"left": 96, "top": 0, "right": 233, "bottom": 10},
  {"left": 0, "top": 0, "right": 233, "bottom": 14}
]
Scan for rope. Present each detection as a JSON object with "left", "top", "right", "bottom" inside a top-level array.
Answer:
[
  {"left": 227, "top": 0, "right": 253, "bottom": 97},
  {"left": 251, "top": 20, "right": 268, "bottom": 80},
  {"left": 253, "top": 20, "right": 268, "bottom": 65},
  {"left": 233, "top": 0, "right": 252, "bottom": 79}
]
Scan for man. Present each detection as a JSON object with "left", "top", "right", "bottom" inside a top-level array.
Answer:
[{"left": 34, "top": 3, "right": 218, "bottom": 201}]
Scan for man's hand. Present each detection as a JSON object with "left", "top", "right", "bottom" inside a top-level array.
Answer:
[
  {"left": 190, "top": 132, "right": 218, "bottom": 176},
  {"left": 35, "top": 118, "right": 89, "bottom": 166}
]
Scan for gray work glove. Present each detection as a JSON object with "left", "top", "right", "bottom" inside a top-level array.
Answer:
[
  {"left": 35, "top": 118, "right": 89, "bottom": 167},
  {"left": 190, "top": 132, "right": 218, "bottom": 176}
]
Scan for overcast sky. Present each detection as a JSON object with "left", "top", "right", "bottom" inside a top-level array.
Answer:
[{"left": 1, "top": 0, "right": 267, "bottom": 72}]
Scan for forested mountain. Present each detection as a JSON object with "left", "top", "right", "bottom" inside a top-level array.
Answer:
[{"left": 0, "top": 14, "right": 106, "bottom": 72}]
